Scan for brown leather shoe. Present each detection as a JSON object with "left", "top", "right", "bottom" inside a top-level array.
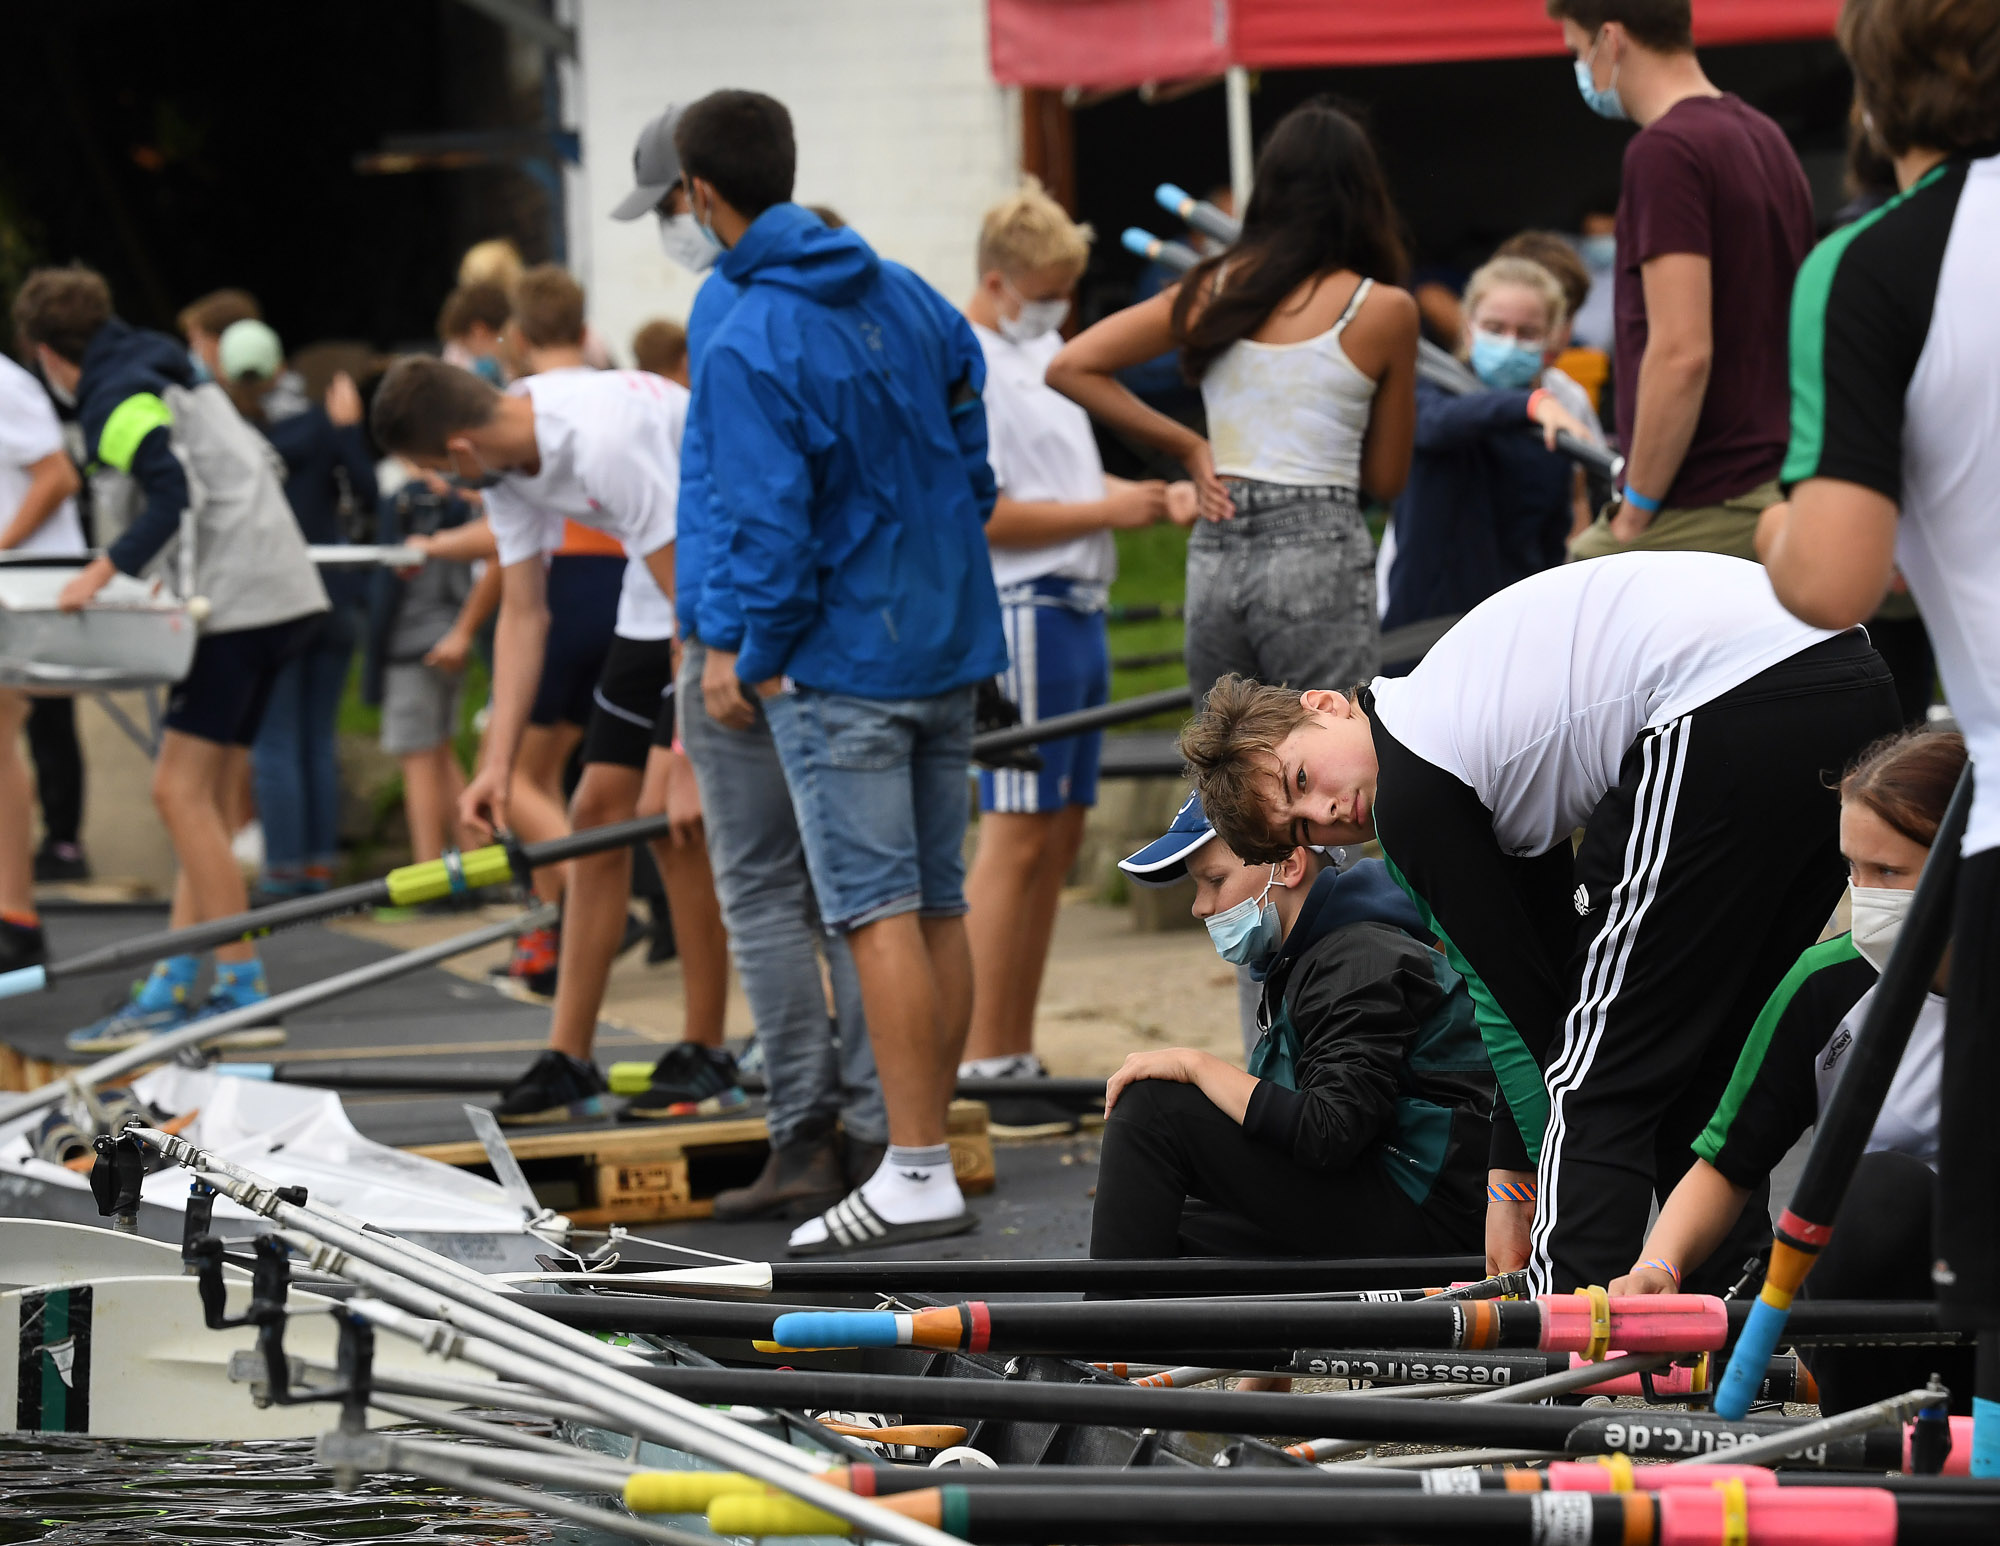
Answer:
[{"left": 712, "top": 1122, "right": 845, "bottom": 1222}]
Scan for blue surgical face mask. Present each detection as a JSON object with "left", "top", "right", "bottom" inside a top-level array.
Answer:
[
  {"left": 1574, "top": 34, "right": 1628, "bottom": 121},
  {"left": 1578, "top": 233, "right": 1616, "bottom": 271},
  {"left": 1469, "top": 328, "right": 1545, "bottom": 391},
  {"left": 469, "top": 354, "right": 505, "bottom": 387},
  {"left": 1205, "top": 867, "right": 1283, "bottom": 968}
]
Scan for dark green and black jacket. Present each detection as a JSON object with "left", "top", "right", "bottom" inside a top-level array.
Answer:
[
  {"left": 1692, "top": 934, "right": 1876, "bottom": 1187},
  {"left": 1245, "top": 860, "right": 1493, "bottom": 1213}
]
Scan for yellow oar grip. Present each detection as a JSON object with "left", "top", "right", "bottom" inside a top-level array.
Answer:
[
  {"left": 624, "top": 1472, "right": 768, "bottom": 1514},
  {"left": 384, "top": 843, "right": 515, "bottom": 905},
  {"left": 708, "top": 1495, "right": 853, "bottom": 1537}
]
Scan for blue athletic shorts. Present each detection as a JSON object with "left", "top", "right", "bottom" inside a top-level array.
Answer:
[
  {"left": 978, "top": 581, "right": 1109, "bottom": 815},
  {"left": 531, "top": 554, "right": 623, "bottom": 728}
]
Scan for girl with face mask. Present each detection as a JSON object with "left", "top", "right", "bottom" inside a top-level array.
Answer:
[
  {"left": 1611, "top": 726, "right": 1970, "bottom": 1415},
  {"left": 1086, "top": 798, "right": 1494, "bottom": 1263},
  {"left": 1378, "top": 255, "right": 1604, "bottom": 638}
]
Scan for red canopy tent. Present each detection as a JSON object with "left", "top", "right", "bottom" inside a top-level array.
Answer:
[{"left": 989, "top": 0, "right": 1842, "bottom": 86}]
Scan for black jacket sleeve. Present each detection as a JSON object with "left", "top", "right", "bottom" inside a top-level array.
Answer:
[{"left": 1242, "top": 923, "right": 1430, "bottom": 1172}]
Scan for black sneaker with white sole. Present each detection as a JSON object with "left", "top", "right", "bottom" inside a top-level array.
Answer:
[
  {"left": 960, "top": 1053, "right": 1079, "bottom": 1138},
  {"left": 494, "top": 1050, "right": 609, "bottom": 1125},
  {"left": 618, "top": 1042, "right": 748, "bottom": 1122}
]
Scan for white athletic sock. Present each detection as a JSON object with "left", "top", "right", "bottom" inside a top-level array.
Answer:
[
  {"left": 957, "top": 1053, "right": 1044, "bottom": 1080},
  {"left": 787, "top": 1143, "right": 963, "bottom": 1249}
]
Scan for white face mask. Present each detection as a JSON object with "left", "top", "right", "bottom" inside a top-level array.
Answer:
[
  {"left": 1850, "top": 884, "right": 1915, "bottom": 974},
  {"left": 999, "top": 289, "right": 1069, "bottom": 344},
  {"left": 658, "top": 211, "right": 719, "bottom": 274}
]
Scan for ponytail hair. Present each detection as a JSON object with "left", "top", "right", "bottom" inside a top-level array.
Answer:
[{"left": 1839, "top": 724, "right": 1967, "bottom": 848}]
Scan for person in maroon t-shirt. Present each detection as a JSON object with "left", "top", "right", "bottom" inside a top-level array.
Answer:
[{"left": 1549, "top": 0, "right": 1815, "bottom": 563}]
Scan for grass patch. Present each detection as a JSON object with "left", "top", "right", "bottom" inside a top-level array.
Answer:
[{"left": 1108, "top": 523, "right": 1190, "bottom": 728}]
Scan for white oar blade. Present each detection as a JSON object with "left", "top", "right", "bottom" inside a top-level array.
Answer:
[
  {"left": 0, "top": 1218, "right": 249, "bottom": 1292},
  {"left": 2, "top": 1274, "right": 488, "bottom": 1440},
  {"left": 494, "top": 1260, "right": 775, "bottom": 1292}
]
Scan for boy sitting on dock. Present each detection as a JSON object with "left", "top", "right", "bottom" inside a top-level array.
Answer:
[
  {"left": 1092, "top": 794, "right": 1491, "bottom": 1259},
  {"left": 13, "top": 266, "right": 329, "bottom": 1053}
]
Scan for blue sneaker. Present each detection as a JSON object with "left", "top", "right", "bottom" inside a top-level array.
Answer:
[{"left": 66, "top": 994, "right": 197, "bottom": 1056}]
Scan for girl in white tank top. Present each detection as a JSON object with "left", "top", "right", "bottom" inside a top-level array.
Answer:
[{"left": 1045, "top": 101, "right": 1418, "bottom": 703}]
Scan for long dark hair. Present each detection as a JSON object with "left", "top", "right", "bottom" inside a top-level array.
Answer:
[{"left": 1171, "top": 99, "right": 1408, "bottom": 382}]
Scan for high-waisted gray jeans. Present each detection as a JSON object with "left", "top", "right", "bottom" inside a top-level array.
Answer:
[{"left": 1184, "top": 479, "right": 1380, "bottom": 703}]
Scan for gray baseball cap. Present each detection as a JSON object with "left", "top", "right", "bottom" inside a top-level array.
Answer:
[{"left": 611, "top": 105, "right": 686, "bottom": 221}]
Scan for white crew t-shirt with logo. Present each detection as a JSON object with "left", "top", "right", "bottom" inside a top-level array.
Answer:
[
  {"left": 1369, "top": 552, "right": 1835, "bottom": 856},
  {"left": 484, "top": 368, "right": 685, "bottom": 641},
  {"left": 972, "top": 323, "right": 1114, "bottom": 593},
  {"left": 0, "top": 354, "right": 85, "bottom": 555}
]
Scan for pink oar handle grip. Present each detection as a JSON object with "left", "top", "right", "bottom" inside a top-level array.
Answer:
[
  {"left": 1538, "top": 1293, "right": 1730, "bottom": 1353},
  {"left": 1546, "top": 1461, "right": 1776, "bottom": 1493},
  {"left": 1657, "top": 1485, "right": 1895, "bottom": 1546}
]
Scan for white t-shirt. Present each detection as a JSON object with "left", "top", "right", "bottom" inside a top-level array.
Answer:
[
  {"left": 0, "top": 354, "right": 84, "bottom": 555},
  {"left": 484, "top": 368, "right": 684, "bottom": 641},
  {"left": 1814, "top": 985, "right": 1943, "bottom": 1169},
  {"left": 1370, "top": 553, "right": 1834, "bottom": 856},
  {"left": 972, "top": 323, "right": 1114, "bottom": 592}
]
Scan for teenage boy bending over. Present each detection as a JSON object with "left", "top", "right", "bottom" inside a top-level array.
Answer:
[
  {"left": 958, "top": 182, "right": 1189, "bottom": 1132},
  {"left": 1097, "top": 794, "right": 1490, "bottom": 1259},
  {"left": 674, "top": 90, "right": 1008, "bottom": 1250},
  {"left": 1181, "top": 552, "right": 1900, "bottom": 1293},
  {"left": 372, "top": 354, "right": 732, "bottom": 1125},
  {"left": 12, "top": 267, "right": 328, "bottom": 1052}
]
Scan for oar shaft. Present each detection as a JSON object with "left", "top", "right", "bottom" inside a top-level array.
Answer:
[
  {"left": 0, "top": 907, "right": 551, "bottom": 1128},
  {"left": 754, "top": 1255, "right": 1487, "bottom": 1295},
  {"left": 10, "top": 813, "right": 670, "bottom": 995}
]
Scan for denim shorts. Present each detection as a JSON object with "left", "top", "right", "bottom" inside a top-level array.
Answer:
[{"left": 762, "top": 684, "right": 977, "bottom": 933}]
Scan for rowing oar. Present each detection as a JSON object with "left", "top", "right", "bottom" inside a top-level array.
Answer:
[
  {"left": 772, "top": 1292, "right": 1725, "bottom": 1357},
  {"left": 769, "top": 1294, "right": 1956, "bottom": 1360},
  {"left": 566, "top": 1252, "right": 1487, "bottom": 1296},
  {"left": 1715, "top": 767, "right": 1974, "bottom": 1421},
  {"left": 613, "top": 1364, "right": 1925, "bottom": 1470},
  {"left": 0, "top": 905, "right": 556, "bottom": 1128},
  {"left": 0, "top": 814, "right": 671, "bottom": 1000},
  {"left": 128, "top": 1130, "right": 963, "bottom": 1546}
]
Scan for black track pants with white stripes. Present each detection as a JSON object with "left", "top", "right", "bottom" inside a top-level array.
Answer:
[{"left": 1376, "top": 631, "right": 1900, "bottom": 1294}]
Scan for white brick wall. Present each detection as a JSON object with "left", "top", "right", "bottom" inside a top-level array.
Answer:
[{"left": 572, "top": 0, "right": 1019, "bottom": 363}]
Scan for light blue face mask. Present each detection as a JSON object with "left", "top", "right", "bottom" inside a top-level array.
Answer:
[
  {"left": 1205, "top": 867, "right": 1283, "bottom": 968},
  {"left": 1578, "top": 233, "right": 1617, "bottom": 270},
  {"left": 1574, "top": 35, "right": 1628, "bottom": 121},
  {"left": 1470, "top": 329, "right": 1545, "bottom": 391}
]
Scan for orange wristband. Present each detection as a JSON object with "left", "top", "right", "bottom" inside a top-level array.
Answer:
[{"left": 1526, "top": 387, "right": 1552, "bottom": 421}]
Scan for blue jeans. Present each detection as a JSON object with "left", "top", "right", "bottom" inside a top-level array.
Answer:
[
  {"left": 677, "top": 642, "right": 884, "bottom": 1148},
  {"left": 251, "top": 608, "right": 355, "bottom": 879},
  {"left": 761, "top": 683, "right": 977, "bottom": 931}
]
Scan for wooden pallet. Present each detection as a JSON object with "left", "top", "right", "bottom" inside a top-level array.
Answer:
[{"left": 404, "top": 1099, "right": 996, "bottom": 1227}]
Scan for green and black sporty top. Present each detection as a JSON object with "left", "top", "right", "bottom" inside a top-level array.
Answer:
[
  {"left": 1695, "top": 932, "right": 1947, "bottom": 1181},
  {"left": 1783, "top": 152, "right": 2000, "bottom": 856}
]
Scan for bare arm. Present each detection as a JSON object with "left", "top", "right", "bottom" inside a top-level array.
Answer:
[
  {"left": 1755, "top": 480, "right": 1899, "bottom": 629},
  {"left": 459, "top": 557, "right": 549, "bottom": 839},
  {"left": 983, "top": 477, "right": 1168, "bottom": 548},
  {"left": 411, "top": 515, "right": 498, "bottom": 563},
  {"left": 1613, "top": 253, "right": 1713, "bottom": 536},
  {"left": 425, "top": 560, "right": 501, "bottom": 673},
  {"left": 0, "top": 450, "right": 81, "bottom": 550},
  {"left": 1608, "top": 1158, "right": 1751, "bottom": 1294},
  {"left": 1355, "top": 291, "right": 1420, "bottom": 504},
  {"left": 1047, "top": 288, "right": 1234, "bottom": 520},
  {"left": 1104, "top": 1048, "right": 1257, "bottom": 1124}
]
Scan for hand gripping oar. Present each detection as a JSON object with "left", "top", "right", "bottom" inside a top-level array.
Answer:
[
  {"left": 0, "top": 905, "right": 557, "bottom": 1129},
  {"left": 1714, "top": 769, "right": 1974, "bottom": 1420},
  {"left": 0, "top": 814, "right": 671, "bottom": 1001}
]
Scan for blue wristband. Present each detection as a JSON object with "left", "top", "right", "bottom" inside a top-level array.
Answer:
[{"left": 1621, "top": 485, "right": 1663, "bottom": 515}]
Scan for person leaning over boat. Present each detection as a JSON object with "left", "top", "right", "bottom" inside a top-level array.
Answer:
[
  {"left": 1611, "top": 726, "right": 1971, "bottom": 1415},
  {"left": 0, "top": 349, "right": 84, "bottom": 976},
  {"left": 1178, "top": 552, "right": 1901, "bottom": 1295},
  {"left": 1090, "top": 794, "right": 1491, "bottom": 1261},
  {"left": 12, "top": 266, "right": 329, "bottom": 1053}
]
